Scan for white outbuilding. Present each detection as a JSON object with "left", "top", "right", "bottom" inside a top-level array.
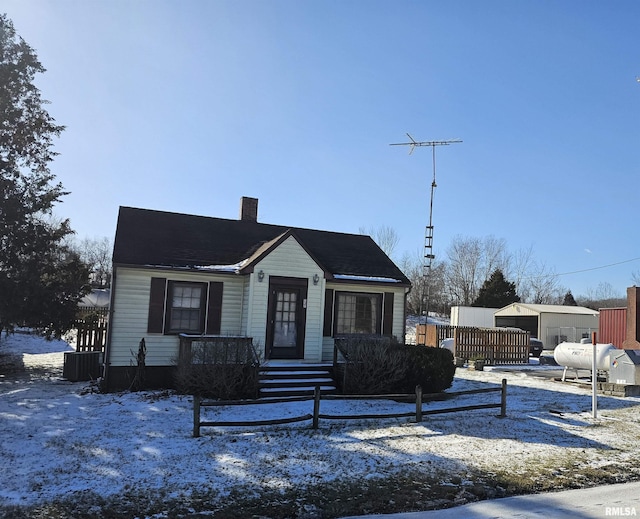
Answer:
[{"left": 494, "top": 303, "right": 599, "bottom": 350}]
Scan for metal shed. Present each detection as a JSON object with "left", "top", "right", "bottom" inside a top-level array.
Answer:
[{"left": 494, "top": 303, "right": 599, "bottom": 349}]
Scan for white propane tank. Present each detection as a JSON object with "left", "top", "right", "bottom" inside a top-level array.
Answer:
[{"left": 553, "top": 342, "right": 616, "bottom": 371}]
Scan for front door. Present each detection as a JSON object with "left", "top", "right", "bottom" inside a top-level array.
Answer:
[{"left": 266, "top": 277, "right": 308, "bottom": 359}]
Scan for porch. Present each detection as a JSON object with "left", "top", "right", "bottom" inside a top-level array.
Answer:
[{"left": 178, "top": 334, "right": 337, "bottom": 398}]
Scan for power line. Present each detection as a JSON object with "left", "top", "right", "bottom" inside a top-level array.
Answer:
[
  {"left": 521, "top": 256, "right": 640, "bottom": 282},
  {"left": 555, "top": 257, "right": 640, "bottom": 278}
]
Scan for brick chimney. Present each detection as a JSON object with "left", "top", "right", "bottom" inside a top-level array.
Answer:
[
  {"left": 239, "top": 196, "right": 258, "bottom": 222},
  {"left": 623, "top": 286, "right": 640, "bottom": 349}
]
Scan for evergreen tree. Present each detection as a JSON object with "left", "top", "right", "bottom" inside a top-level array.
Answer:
[
  {"left": 562, "top": 290, "right": 578, "bottom": 306},
  {"left": 472, "top": 269, "right": 520, "bottom": 308},
  {"left": 0, "top": 15, "right": 89, "bottom": 338}
]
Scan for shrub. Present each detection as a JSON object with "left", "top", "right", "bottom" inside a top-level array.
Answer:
[
  {"left": 174, "top": 337, "right": 259, "bottom": 399},
  {"left": 335, "top": 336, "right": 408, "bottom": 394},
  {"left": 398, "top": 345, "right": 456, "bottom": 394},
  {"left": 336, "top": 337, "right": 455, "bottom": 395}
]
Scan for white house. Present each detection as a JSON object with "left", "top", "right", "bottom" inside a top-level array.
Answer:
[{"left": 103, "top": 197, "right": 411, "bottom": 390}]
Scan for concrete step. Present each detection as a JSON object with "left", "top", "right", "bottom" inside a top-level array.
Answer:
[
  {"left": 258, "top": 363, "right": 336, "bottom": 398},
  {"left": 260, "top": 377, "right": 334, "bottom": 387}
]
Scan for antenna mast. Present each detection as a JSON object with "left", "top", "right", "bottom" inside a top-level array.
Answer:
[{"left": 390, "top": 134, "right": 462, "bottom": 329}]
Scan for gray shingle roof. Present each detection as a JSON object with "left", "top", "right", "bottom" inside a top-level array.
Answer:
[{"left": 113, "top": 207, "right": 410, "bottom": 285}]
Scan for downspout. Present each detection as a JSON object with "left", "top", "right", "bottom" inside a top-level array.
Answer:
[
  {"left": 102, "top": 266, "right": 117, "bottom": 391},
  {"left": 246, "top": 271, "right": 255, "bottom": 345},
  {"left": 238, "top": 270, "right": 245, "bottom": 336},
  {"left": 318, "top": 278, "right": 326, "bottom": 362},
  {"left": 404, "top": 284, "right": 412, "bottom": 344}
]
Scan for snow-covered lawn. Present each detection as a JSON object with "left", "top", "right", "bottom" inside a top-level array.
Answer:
[{"left": 2, "top": 332, "right": 640, "bottom": 517}]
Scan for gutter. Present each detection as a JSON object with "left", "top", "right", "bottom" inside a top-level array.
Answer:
[{"left": 404, "top": 284, "right": 412, "bottom": 344}]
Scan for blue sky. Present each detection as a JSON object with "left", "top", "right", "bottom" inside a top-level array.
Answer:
[{"left": 5, "top": 0, "right": 640, "bottom": 298}]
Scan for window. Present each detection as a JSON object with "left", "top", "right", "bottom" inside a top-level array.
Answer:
[
  {"left": 147, "top": 278, "right": 223, "bottom": 335},
  {"left": 168, "top": 282, "right": 205, "bottom": 333},
  {"left": 335, "top": 292, "right": 381, "bottom": 335}
]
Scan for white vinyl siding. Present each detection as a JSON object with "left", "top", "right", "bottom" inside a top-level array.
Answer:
[
  {"left": 247, "top": 236, "right": 324, "bottom": 362},
  {"left": 240, "top": 280, "right": 250, "bottom": 336},
  {"left": 108, "top": 267, "right": 245, "bottom": 367},
  {"left": 109, "top": 241, "right": 409, "bottom": 366}
]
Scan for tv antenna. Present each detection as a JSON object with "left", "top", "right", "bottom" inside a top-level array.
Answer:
[{"left": 390, "top": 134, "right": 462, "bottom": 328}]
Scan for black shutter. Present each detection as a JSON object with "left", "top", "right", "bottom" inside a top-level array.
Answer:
[
  {"left": 147, "top": 277, "right": 167, "bottom": 333},
  {"left": 206, "top": 281, "right": 224, "bottom": 334},
  {"left": 323, "top": 289, "right": 334, "bottom": 337},
  {"left": 383, "top": 292, "right": 394, "bottom": 337}
]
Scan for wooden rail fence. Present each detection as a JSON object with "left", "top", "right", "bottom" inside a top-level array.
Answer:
[{"left": 192, "top": 379, "right": 508, "bottom": 437}]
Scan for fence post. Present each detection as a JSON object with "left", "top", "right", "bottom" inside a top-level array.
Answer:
[
  {"left": 415, "top": 385, "right": 423, "bottom": 422},
  {"left": 313, "top": 386, "right": 321, "bottom": 429},
  {"left": 500, "top": 379, "right": 507, "bottom": 418},
  {"left": 193, "top": 395, "right": 201, "bottom": 437}
]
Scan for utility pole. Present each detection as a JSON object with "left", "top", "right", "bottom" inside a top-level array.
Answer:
[{"left": 390, "top": 134, "right": 462, "bottom": 327}]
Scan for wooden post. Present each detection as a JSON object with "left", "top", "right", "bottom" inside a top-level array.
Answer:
[
  {"left": 415, "top": 385, "right": 423, "bottom": 422},
  {"left": 500, "top": 379, "right": 507, "bottom": 418},
  {"left": 193, "top": 395, "right": 201, "bottom": 438},
  {"left": 313, "top": 386, "right": 321, "bottom": 429}
]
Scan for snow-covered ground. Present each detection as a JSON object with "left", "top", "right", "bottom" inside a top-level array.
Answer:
[{"left": 2, "top": 332, "right": 640, "bottom": 515}]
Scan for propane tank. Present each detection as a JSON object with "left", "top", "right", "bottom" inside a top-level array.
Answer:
[{"left": 553, "top": 342, "right": 616, "bottom": 371}]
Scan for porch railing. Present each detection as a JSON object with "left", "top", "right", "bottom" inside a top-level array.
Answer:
[{"left": 178, "top": 334, "right": 258, "bottom": 365}]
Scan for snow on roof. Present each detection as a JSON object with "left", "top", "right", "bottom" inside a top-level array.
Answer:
[
  {"left": 333, "top": 274, "right": 402, "bottom": 283},
  {"left": 194, "top": 260, "right": 249, "bottom": 272},
  {"left": 497, "top": 303, "right": 599, "bottom": 316},
  {"left": 144, "top": 260, "right": 248, "bottom": 273}
]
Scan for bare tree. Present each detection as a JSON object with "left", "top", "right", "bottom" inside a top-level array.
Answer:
[
  {"left": 593, "top": 281, "right": 621, "bottom": 301},
  {"left": 507, "top": 245, "right": 535, "bottom": 299},
  {"left": 73, "top": 236, "right": 113, "bottom": 288},
  {"left": 445, "top": 235, "right": 511, "bottom": 306},
  {"left": 399, "top": 251, "right": 447, "bottom": 317},
  {"left": 480, "top": 236, "right": 510, "bottom": 284},
  {"left": 577, "top": 282, "right": 626, "bottom": 310},
  {"left": 399, "top": 251, "right": 422, "bottom": 315},
  {"left": 522, "top": 260, "right": 563, "bottom": 304},
  {"left": 359, "top": 225, "right": 400, "bottom": 259},
  {"left": 445, "top": 236, "right": 482, "bottom": 306}
]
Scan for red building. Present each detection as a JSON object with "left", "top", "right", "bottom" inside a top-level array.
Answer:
[{"left": 599, "top": 307, "right": 626, "bottom": 349}]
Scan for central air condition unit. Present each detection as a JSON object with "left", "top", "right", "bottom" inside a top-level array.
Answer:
[{"left": 63, "top": 351, "right": 103, "bottom": 381}]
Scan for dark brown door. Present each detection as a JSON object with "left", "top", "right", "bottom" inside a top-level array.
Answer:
[{"left": 266, "top": 277, "right": 307, "bottom": 359}]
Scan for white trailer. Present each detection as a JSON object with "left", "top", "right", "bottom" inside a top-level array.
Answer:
[{"left": 450, "top": 306, "right": 498, "bottom": 328}]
